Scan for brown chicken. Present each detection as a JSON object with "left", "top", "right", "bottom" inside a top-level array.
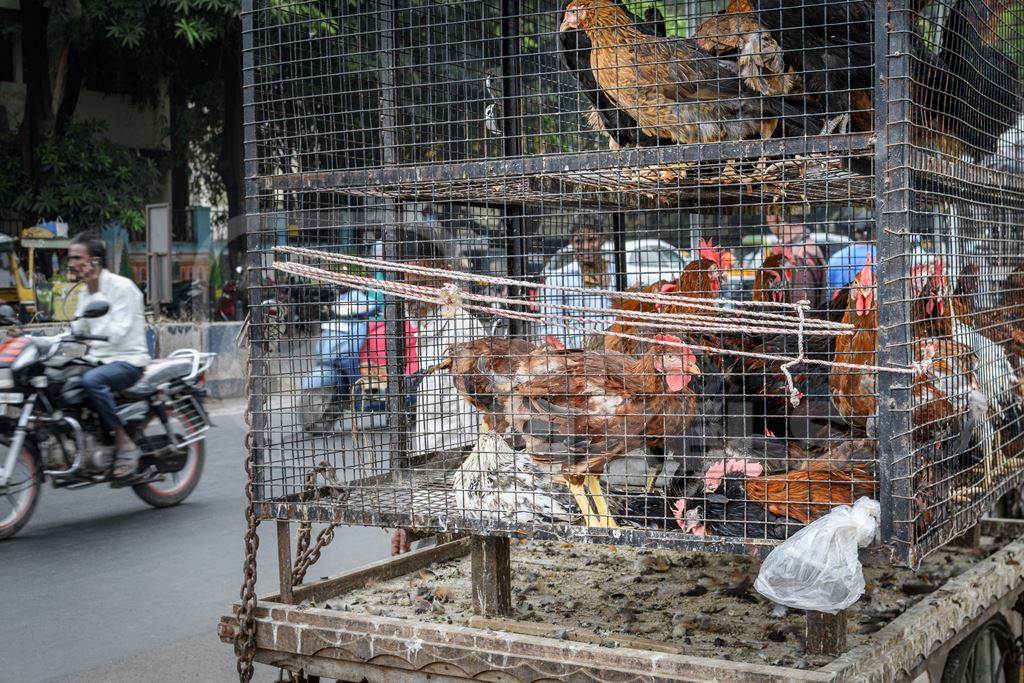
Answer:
[
  {"left": 692, "top": 0, "right": 802, "bottom": 98},
  {"left": 595, "top": 240, "right": 734, "bottom": 356},
  {"left": 506, "top": 334, "right": 701, "bottom": 527},
  {"left": 560, "top": 0, "right": 821, "bottom": 144},
  {"left": 558, "top": 0, "right": 666, "bottom": 148},
  {"left": 830, "top": 261, "right": 879, "bottom": 430},
  {"left": 442, "top": 336, "right": 564, "bottom": 433},
  {"left": 910, "top": 259, "right": 954, "bottom": 340},
  {"left": 752, "top": 251, "right": 796, "bottom": 305},
  {"left": 744, "top": 464, "right": 878, "bottom": 525}
]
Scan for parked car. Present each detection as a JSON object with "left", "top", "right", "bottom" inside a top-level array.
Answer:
[{"left": 537, "top": 238, "right": 690, "bottom": 290}]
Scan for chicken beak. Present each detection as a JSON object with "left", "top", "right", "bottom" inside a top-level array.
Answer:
[{"left": 684, "top": 361, "right": 702, "bottom": 378}]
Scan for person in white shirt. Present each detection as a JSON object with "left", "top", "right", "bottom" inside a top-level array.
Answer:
[
  {"left": 536, "top": 216, "right": 616, "bottom": 349},
  {"left": 68, "top": 233, "right": 151, "bottom": 478}
]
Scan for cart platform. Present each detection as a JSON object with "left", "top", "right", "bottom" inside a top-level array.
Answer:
[{"left": 220, "top": 519, "right": 1024, "bottom": 682}]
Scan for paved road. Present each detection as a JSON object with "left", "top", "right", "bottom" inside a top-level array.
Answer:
[{"left": 0, "top": 405, "right": 390, "bottom": 682}]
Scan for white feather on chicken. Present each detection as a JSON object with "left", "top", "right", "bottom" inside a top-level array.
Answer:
[
  {"left": 452, "top": 432, "right": 579, "bottom": 524},
  {"left": 952, "top": 319, "right": 1024, "bottom": 462}
]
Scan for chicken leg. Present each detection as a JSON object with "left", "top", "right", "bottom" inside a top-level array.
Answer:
[
  {"left": 568, "top": 479, "right": 598, "bottom": 526},
  {"left": 586, "top": 475, "right": 618, "bottom": 528},
  {"left": 567, "top": 476, "right": 618, "bottom": 528}
]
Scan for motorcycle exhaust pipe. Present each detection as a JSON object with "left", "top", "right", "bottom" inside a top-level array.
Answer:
[{"left": 44, "top": 416, "right": 88, "bottom": 478}]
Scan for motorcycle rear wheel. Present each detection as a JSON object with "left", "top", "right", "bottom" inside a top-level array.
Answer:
[
  {"left": 132, "top": 408, "right": 205, "bottom": 508},
  {"left": 300, "top": 386, "right": 341, "bottom": 433},
  {"left": 0, "top": 439, "right": 41, "bottom": 541}
]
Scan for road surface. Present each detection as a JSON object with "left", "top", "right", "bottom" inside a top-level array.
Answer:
[{"left": 0, "top": 404, "right": 390, "bottom": 682}]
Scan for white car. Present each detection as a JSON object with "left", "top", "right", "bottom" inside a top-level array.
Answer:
[{"left": 538, "top": 238, "right": 690, "bottom": 289}]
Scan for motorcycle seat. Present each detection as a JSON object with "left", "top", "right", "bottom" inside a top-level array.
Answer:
[{"left": 121, "top": 358, "right": 195, "bottom": 399}]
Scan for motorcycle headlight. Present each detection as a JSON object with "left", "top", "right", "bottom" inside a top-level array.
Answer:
[{"left": 0, "top": 368, "right": 12, "bottom": 389}]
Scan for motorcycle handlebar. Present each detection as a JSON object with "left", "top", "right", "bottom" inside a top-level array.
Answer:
[{"left": 73, "top": 334, "right": 109, "bottom": 342}]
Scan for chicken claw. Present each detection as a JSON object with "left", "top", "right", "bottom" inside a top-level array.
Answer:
[{"left": 820, "top": 113, "right": 850, "bottom": 136}]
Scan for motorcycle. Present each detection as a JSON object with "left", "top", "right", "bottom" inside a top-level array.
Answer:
[
  {"left": 214, "top": 280, "right": 241, "bottom": 321},
  {"left": 298, "top": 289, "right": 419, "bottom": 432},
  {"left": 0, "top": 300, "right": 214, "bottom": 540}
]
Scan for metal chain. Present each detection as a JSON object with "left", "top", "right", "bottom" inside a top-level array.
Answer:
[
  {"left": 292, "top": 523, "right": 338, "bottom": 585},
  {"left": 234, "top": 358, "right": 260, "bottom": 682},
  {"left": 291, "top": 461, "right": 340, "bottom": 586}
]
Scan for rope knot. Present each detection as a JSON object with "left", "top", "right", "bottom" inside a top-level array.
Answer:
[
  {"left": 778, "top": 300, "right": 809, "bottom": 407},
  {"left": 439, "top": 283, "right": 464, "bottom": 318}
]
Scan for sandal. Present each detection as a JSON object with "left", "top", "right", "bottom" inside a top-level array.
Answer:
[{"left": 112, "top": 448, "right": 142, "bottom": 479}]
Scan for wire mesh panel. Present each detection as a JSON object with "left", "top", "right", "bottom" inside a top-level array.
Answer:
[{"left": 243, "top": 0, "right": 1024, "bottom": 567}]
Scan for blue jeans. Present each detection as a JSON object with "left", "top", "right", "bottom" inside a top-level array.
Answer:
[{"left": 81, "top": 362, "right": 145, "bottom": 432}]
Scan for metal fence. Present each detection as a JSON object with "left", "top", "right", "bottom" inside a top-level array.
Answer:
[{"left": 242, "top": 0, "right": 1024, "bottom": 568}]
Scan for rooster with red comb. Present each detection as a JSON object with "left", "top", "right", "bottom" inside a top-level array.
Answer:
[{"left": 591, "top": 239, "right": 735, "bottom": 356}]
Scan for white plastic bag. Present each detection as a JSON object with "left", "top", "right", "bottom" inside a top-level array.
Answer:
[{"left": 754, "top": 497, "right": 880, "bottom": 614}]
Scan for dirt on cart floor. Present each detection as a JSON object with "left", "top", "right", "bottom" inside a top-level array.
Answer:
[{"left": 318, "top": 538, "right": 998, "bottom": 669}]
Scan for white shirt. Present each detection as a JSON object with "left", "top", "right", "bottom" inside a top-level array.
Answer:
[
  {"left": 412, "top": 308, "right": 486, "bottom": 457},
  {"left": 72, "top": 270, "right": 151, "bottom": 367},
  {"left": 536, "top": 261, "right": 616, "bottom": 349}
]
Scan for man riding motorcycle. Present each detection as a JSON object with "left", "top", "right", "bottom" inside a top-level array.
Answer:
[{"left": 66, "top": 233, "right": 150, "bottom": 478}]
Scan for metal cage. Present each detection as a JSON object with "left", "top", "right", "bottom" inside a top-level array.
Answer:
[{"left": 241, "top": 0, "right": 1024, "bottom": 569}]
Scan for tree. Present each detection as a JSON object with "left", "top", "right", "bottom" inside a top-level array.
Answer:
[
  {"left": 16, "top": 0, "right": 239, "bottom": 229},
  {"left": 2, "top": 120, "right": 161, "bottom": 232}
]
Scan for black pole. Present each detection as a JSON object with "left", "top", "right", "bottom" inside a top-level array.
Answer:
[
  {"left": 240, "top": 0, "right": 269, "bottom": 503},
  {"left": 500, "top": 0, "right": 527, "bottom": 337},
  {"left": 613, "top": 211, "right": 628, "bottom": 293},
  {"left": 378, "top": 1, "right": 410, "bottom": 475},
  {"left": 874, "top": 0, "right": 914, "bottom": 566}
]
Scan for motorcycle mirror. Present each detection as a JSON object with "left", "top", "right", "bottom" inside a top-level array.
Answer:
[{"left": 79, "top": 300, "right": 110, "bottom": 319}]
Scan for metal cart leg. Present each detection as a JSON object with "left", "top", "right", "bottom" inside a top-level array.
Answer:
[
  {"left": 471, "top": 535, "right": 511, "bottom": 617},
  {"left": 952, "top": 523, "right": 982, "bottom": 551},
  {"left": 806, "top": 610, "right": 847, "bottom": 656},
  {"left": 277, "top": 519, "right": 294, "bottom": 605}
]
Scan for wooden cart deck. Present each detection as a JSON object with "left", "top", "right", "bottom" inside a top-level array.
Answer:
[{"left": 221, "top": 519, "right": 1024, "bottom": 682}]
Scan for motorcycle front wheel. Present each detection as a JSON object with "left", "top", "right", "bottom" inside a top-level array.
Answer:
[
  {"left": 0, "top": 438, "right": 42, "bottom": 541},
  {"left": 132, "top": 407, "right": 205, "bottom": 508}
]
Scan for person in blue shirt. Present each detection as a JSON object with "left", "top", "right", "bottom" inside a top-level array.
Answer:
[
  {"left": 302, "top": 242, "right": 388, "bottom": 397},
  {"left": 828, "top": 243, "right": 876, "bottom": 302}
]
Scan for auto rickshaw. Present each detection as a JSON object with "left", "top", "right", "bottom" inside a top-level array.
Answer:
[{"left": 0, "top": 234, "right": 80, "bottom": 321}]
